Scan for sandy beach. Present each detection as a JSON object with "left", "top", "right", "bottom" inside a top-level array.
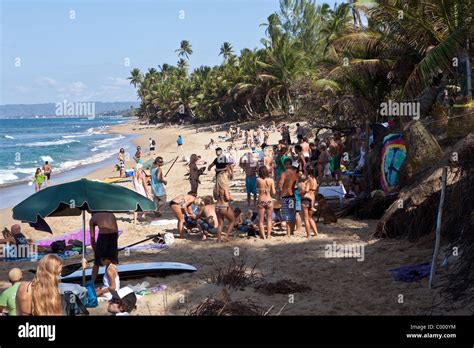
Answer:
[{"left": 0, "top": 120, "right": 459, "bottom": 316}]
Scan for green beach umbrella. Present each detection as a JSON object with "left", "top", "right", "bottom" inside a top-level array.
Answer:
[{"left": 12, "top": 178, "right": 156, "bottom": 284}]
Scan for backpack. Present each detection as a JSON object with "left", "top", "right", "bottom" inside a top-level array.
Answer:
[
  {"left": 51, "top": 240, "right": 66, "bottom": 254},
  {"left": 84, "top": 281, "right": 98, "bottom": 308},
  {"left": 62, "top": 291, "right": 89, "bottom": 316},
  {"left": 152, "top": 140, "right": 156, "bottom": 146}
]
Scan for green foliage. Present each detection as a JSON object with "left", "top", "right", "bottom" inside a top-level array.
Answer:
[{"left": 129, "top": 0, "right": 473, "bottom": 124}]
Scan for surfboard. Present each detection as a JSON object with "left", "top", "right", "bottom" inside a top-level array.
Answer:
[
  {"left": 61, "top": 262, "right": 197, "bottom": 283},
  {"left": 102, "top": 177, "right": 131, "bottom": 184}
]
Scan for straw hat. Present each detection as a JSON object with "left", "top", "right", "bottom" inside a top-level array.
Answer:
[{"left": 8, "top": 268, "right": 22, "bottom": 282}]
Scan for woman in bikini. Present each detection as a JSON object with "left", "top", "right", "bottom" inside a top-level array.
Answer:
[
  {"left": 214, "top": 170, "right": 235, "bottom": 242},
  {"left": 15, "top": 254, "right": 63, "bottom": 316},
  {"left": 256, "top": 165, "right": 276, "bottom": 239},
  {"left": 299, "top": 168, "right": 319, "bottom": 238},
  {"left": 169, "top": 192, "right": 201, "bottom": 239}
]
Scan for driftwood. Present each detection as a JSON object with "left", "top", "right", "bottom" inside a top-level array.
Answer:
[
  {"left": 204, "top": 256, "right": 262, "bottom": 290},
  {"left": 255, "top": 279, "right": 311, "bottom": 295},
  {"left": 188, "top": 297, "right": 266, "bottom": 316}
]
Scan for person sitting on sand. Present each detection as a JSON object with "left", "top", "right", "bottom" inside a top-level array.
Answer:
[
  {"left": 0, "top": 268, "right": 23, "bottom": 315},
  {"left": 196, "top": 196, "right": 218, "bottom": 241},
  {"left": 235, "top": 209, "right": 259, "bottom": 237},
  {"left": 205, "top": 138, "right": 215, "bottom": 150},
  {"left": 34, "top": 168, "right": 45, "bottom": 192},
  {"left": 169, "top": 192, "right": 201, "bottom": 239},
  {"left": 95, "top": 256, "right": 119, "bottom": 300},
  {"left": 90, "top": 212, "right": 119, "bottom": 283},
  {"left": 16, "top": 254, "right": 63, "bottom": 316},
  {"left": 256, "top": 166, "right": 276, "bottom": 239},
  {"left": 0, "top": 224, "right": 29, "bottom": 246},
  {"left": 42, "top": 161, "right": 52, "bottom": 186},
  {"left": 108, "top": 286, "right": 137, "bottom": 316},
  {"left": 151, "top": 157, "right": 167, "bottom": 217},
  {"left": 214, "top": 171, "right": 235, "bottom": 242}
]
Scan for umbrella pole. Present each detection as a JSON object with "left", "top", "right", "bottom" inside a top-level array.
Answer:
[{"left": 82, "top": 210, "right": 86, "bottom": 286}]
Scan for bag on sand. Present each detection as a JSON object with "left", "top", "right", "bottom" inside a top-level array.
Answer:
[
  {"left": 62, "top": 291, "right": 89, "bottom": 316},
  {"left": 84, "top": 281, "right": 98, "bottom": 308},
  {"left": 163, "top": 233, "right": 175, "bottom": 246}
]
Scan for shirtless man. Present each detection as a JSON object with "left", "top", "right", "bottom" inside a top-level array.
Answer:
[
  {"left": 278, "top": 158, "right": 299, "bottom": 236},
  {"left": 42, "top": 161, "right": 52, "bottom": 186},
  {"left": 239, "top": 152, "right": 258, "bottom": 206},
  {"left": 301, "top": 137, "right": 311, "bottom": 162},
  {"left": 90, "top": 212, "right": 119, "bottom": 283},
  {"left": 196, "top": 196, "right": 218, "bottom": 241}
]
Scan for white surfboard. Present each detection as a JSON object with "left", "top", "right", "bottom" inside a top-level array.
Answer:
[{"left": 61, "top": 262, "right": 197, "bottom": 283}]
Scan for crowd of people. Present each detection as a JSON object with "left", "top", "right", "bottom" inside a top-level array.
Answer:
[{"left": 133, "top": 121, "right": 368, "bottom": 243}]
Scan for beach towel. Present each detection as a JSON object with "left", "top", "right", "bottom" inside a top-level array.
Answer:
[
  {"left": 35, "top": 229, "right": 123, "bottom": 248},
  {"left": 150, "top": 219, "right": 178, "bottom": 226},
  {"left": 119, "top": 243, "right": 169, "bottom": 251},
  {"left": 389, "top": 262, "right": 431, "bottom": 283}
]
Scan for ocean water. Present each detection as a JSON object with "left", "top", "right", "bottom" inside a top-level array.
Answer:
[{"left": 0, "top": 116, "right": 133, "bottom": 185}]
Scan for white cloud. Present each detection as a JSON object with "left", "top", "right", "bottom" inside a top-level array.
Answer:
[
  {"left": 107, "top": 77, "right": 129, "bottom": 87},
  {"left": 36, "top": 76, "right": 59, "bottom": 87}
]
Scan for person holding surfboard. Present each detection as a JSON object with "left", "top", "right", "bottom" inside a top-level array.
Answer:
[{"left": 90, "top": 212, "right": 119, "bottom": 283}]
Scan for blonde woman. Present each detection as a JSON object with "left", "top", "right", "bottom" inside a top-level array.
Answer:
[
  {"left": 16, "top": 254, "right": 63, "bottom": 316},
  {"left": 214, "top": 170, "right": 235, "bottom": 242}
]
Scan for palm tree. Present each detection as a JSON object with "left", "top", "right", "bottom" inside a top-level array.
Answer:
[
  {"left": 128, "top": 68, "right": 142, "bottom": 88},
  {"left": 175, "top": 40, "right": 193, "bottom": 60},
  {"left": 219, "top": 42, "right": 234, "bottom": 61}
]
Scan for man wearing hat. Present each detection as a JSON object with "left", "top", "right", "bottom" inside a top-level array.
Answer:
[
  {"left": 107, "top": 286, "right": 137, "bottom": 316},
  {"left": 0, "top": 268, "right": 23, "bottom": 315}
]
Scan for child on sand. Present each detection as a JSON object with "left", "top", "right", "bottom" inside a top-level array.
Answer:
[
  {"left": 95, "top": 256, "right": 119, "bottom": 300},
  {"left": 0, "top": 268, "right": 23, "bottom": 315},
  {"left": 107, "top": 287, "right": 137, "bottom": 316},
  {"left": 34, "top": 168, "right": 45, "bottom": 192}
]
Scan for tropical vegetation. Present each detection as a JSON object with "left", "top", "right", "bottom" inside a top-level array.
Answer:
[{"left": 129, "top": 0, "right": 473, "bottom": 127}]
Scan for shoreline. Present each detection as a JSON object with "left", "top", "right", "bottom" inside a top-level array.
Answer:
[{"left": 0, "top": 119, "right": 140, "bottom": 211}]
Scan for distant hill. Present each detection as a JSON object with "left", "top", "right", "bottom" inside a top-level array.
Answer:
[{"left": 0, "top": 102, "right": 140, "bottom": 118}]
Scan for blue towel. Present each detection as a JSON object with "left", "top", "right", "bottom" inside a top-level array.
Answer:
[{"left": 389, "top": 262, "right": 431, "bottom": 282}]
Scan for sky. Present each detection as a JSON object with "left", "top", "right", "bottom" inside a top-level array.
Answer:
[{"left": 0, "top": 0, "right": 342, "bottom": 105}]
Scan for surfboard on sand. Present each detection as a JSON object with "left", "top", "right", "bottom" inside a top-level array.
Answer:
[
  {"left": 61, "top": 262, "right": 197, "bottom": 283},
  {"left": 102, "top": 177, "right": 132, "bottom": 184}
]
